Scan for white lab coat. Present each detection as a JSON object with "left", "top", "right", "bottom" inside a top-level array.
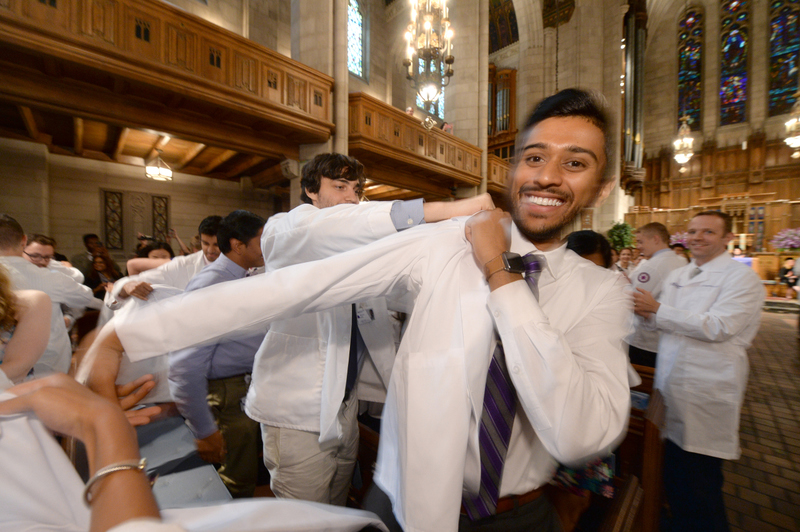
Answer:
[
  {"left": 115, "top": 218, "right": 632, "bottom": 532},
  {"left": 651, "top": 252, "right": 762, "bottom": 460},
  {"left": 627, "top": 248, "right": 689, "bottom": 352},
  {"left": 245, "top": 202, "right": 403, "bottom": 443},
  {"left": 108, "top": 251, "right": 207, "bottom": 310}
]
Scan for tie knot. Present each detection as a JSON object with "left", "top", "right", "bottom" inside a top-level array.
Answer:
[
  {"left": 522, "top": 253, "right": 544, "bottom": 276},
  {"left": 689, "top": 267, "right": 702, "bottom": 279}
]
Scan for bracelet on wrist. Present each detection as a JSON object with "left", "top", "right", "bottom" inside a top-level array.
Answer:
[{"left": 83, "top": 457, "right": 147, "bottom": 505}]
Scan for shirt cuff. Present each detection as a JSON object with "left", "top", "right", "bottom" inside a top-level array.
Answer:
[
  {"left": 391, "top": 199, "right": 425, "bottom": 231},
  {"left": 487, "top": 279, "right": 548, "bottom": 329}
]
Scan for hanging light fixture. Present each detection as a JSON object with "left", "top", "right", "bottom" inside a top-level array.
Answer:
[
  {"left": 785, "top": 90, "right": 800, "bottom": 160},
  {"left": 673, "top": 115, "right": 694, "bottom": 172},
  {"left": 145, "top": 149, "right": 173, "bottom": 181},
  {"left": 403, "top": 0, "right": 454, "bottom": 107},
  {"left": 673, "top": 1, "right": 694, "bottom": 172}
]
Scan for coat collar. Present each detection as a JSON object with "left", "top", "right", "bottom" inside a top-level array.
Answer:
[
  {"left": 691, "top": 251, "right": 732, "bottom": 274},
  {"left": 509, "top": 222, "right": 566, "bottom": 281}
]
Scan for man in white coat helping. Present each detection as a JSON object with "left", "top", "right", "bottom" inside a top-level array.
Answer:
[
  {"left": 249, "top": 152, "right": 494, "bottom": 505},
  {"left": 632, "top": 211, "right": 762, "bottom": 532},
  {"left": 112, "top": 88, "right": 632, "bottom": 532}
]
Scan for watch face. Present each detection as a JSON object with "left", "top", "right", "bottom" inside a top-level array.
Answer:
[{"left": 502, "top": 253, "right": 526, "bottom": 273}]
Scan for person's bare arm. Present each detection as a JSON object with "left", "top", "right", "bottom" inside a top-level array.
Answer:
[
  {"left": 169, "top": 229, "right": 191, "bottom": 256},
  {"left": 0, "top": 374, "right": 160, "bottom": 532},
  {"left": 1, "top": 290, "right": 52, "bottom": 382},
  {"left": 116, "top": 280, "right": 154, "bottom": 301},
  {"left": 126, "top": 258, "right": 171, "bottom": 276},
  {"left": 423, "top": 193, "right": 495, "bottom": 223}
]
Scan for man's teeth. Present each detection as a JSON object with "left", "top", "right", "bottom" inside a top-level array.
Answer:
[{"left": 524, "top": 196, "right": 564, "bottom": 206}]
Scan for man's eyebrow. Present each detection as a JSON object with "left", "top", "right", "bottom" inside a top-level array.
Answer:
[{"left": 521, "top": 142, "right": 599, "bottom": 163}]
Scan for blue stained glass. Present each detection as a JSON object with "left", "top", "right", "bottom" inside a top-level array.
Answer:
[
  {"left": 769, "top": 1, "right": 800, "bottom": 115},
  {"left": 720, "top": 0, "right": 748, "bottom": 125},
  {"left": 678, "top": 8, "right": 703, "bottom": 130},
  {"left": 416, "top": 58, "right": 445, "bottom": 120},
  {"left": 347, "top": 0, "right": 364, "bottom": 77}
]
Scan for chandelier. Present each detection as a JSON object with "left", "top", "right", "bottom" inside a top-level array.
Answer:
[
  {"left": 673, "top": 115, "right": 694, "bottom": 172},
  {"left": 145, "top": 149, "right": 173, "bottom": 181},
  {"left": 403, "top": 0, "right": 454, "bottom": 106},
  {"left": 785, "top": 90, "right": 800, "bottom": 159}
]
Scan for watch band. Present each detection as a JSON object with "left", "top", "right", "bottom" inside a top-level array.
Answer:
[{"left": 484, "top": 253, "right": 507, "bottom": 280}]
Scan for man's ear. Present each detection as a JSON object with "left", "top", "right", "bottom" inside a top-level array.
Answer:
[
  {"left": 592, "top": 180, "right": 615, "bottom": 208},
  {"left": 230, "top": 238, "right": 244, "bottom": 256},
  {"left": 20, "top": 234, "right": 27, "bottom": 249},
  {"left": 304, "top": 187, "right": 319, "bottom": 207}
]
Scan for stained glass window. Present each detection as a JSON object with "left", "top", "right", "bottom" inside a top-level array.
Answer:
[
  {"left": 720, "top": 0, "right": 749, "bottom": 125},
  {"left": 347, "top": 0, "right": 365, "bottom": 78},
  {"left": 678, "top": 8, "right": 703, "bottom": 131},
  {"left": 768, "top": 0, "right": 799, "bottom": 116},
  {"left": 152, "top": 196, "right": 169, "bottom": 242},
  {"left": 104, "top": 191, "right": 123, "bottom": 250},
  {"left": 416, "top": 59, "right": 445, "bottom": 120}
]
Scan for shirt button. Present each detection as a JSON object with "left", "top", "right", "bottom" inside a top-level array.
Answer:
[
  {"left": 493, "top": 311, "right": 500, "bottom": 317},
  {"left": 512, "top": 366, "right": 520, "bottom": 374},
  {"left": 407, "top": 218, "right": 414, "bottom": 225}
]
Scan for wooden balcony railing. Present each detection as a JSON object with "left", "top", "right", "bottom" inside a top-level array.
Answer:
[
  {"left": 0, "top": 0, "right": 334, "bottom": 157},
  {"left": 348, "top": 92, "right": 482, "bottom": 198},
  {"left": 487, "top": 153, "right": 511, "bottom": 193}
]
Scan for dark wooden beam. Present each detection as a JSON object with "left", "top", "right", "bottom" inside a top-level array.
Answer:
[
  {"left": 224, "top": 155, "right": 267, "bottom": 179},
  {"left": 18, "top": 105, "right": 39, "bottom": 140},
  {"left": 201, "top": 149, "right": 236, "bottom": 174},
  {"left": 174, "top": 143, "right": 206, "bottom": 170},
  {"left": 251, "top": 163, "right": 285, "bottom": 188},
  {"left": 112, "top": 127, "right": 130, "bottom": 161},
  {"left": 144, "top": 135, "right": 171, "bottom": 163},
  {"left": 73, "top": 117, "right": 83, "bottom": 155}
]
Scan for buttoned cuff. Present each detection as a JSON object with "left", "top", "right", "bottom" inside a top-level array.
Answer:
[{"left": 391, "top": 199, "right": 425, "bottom": 231}]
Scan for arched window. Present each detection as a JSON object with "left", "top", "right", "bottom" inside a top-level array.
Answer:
[
  {"left": 768, "top": 0, "right": 799, "bottom": 116},
  {"left": 347, "top": 0, "right": 366, "bottom": 78},
  {"left": 678, "top": 8, "right": 703, "bottom": 130},
  {"left": 719, "top": 0, "right": 749, "bottom": 126}
]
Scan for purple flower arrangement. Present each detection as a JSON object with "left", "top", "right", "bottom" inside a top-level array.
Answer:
[
  {"left": 770, "top": 228, "right": 800, "bottom": 251},
  {"left": 670, "top": 232, "right": 688, "bottom": 246}
]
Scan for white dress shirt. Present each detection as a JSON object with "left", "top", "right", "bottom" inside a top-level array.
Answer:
[
  {"left": 651, "top": 252, "right": 762, "bottom": 460},
  {"left": 108, "top": 251, "right": 208, "bottom": 310},
  {"left": 115, "top": 218, "right": 632, "bottom": 532},
  {"left": 0, "top": 256, "right": 100, "bottom": 375},
  {"left": 627, "top": 248, "right": 689, "bottom": 352}
]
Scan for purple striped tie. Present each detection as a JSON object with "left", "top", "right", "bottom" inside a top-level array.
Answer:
[{"left": 463, "top": 253, "right": 543, "bottom": 520}]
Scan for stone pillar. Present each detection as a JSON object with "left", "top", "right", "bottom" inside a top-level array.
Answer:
[
  {"left": 543, "top": 27, "right": 556, "bottom": 96},
  {"left": 333, "top": 0, "right": 349, "bottom": 154},
  {"left": 291, "top": 0, "right": 336, "bottom": 161},
  {"left": 478, "top": 0, "right": 489, "bottom": 195},
  {"left": 0, "top": 138, "right": 50, "bottom": 234}
]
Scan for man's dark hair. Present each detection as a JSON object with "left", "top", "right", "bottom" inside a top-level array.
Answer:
[
  {"left": 566, "top": 230, "right": 613, "bottom": 268},
  {"left": 83, "top": 233, "right": 99, "bottom": 246},
  {"left": 516, "top": 88, "right": 615, "bottom": 183},
  {"left": 300, "top": 153, "right": 365, "bottom": 204},
  {"left": 693, "top": 210, "right": 733, "bottom": 234},
  {"left": 0, "top": 214, "right": 24, "bottom": 250},
  {"left": 198, "top": 215, "right": 223, "bottom": 237},
  {"left": 637, "top": 222, "right": 670, "bottom": 244},
  {"left": 27, "top": 233, "right": 57, "bottom": 248},
  {"left": 217, "top": 210, "right": 266, "bottom": 254}
]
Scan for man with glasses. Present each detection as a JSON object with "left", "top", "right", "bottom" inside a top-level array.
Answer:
[
  {"left": 24, "top": 234, "right": 85, "bottom": 282},
  {"left": 0, "top": 215, "right": 100, "bottom": 376}
]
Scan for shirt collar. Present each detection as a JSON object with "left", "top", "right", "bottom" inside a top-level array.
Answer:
[
  {"left": 651, "top": 248, "right": 670, "bottom": 259},
  {"left": 217, "top": 253, "right": 247, "bottom": 277},
  {"left": 691, "top": 251, "right": 731, "bottom": 273},
  {"left": 509, "top": 222, "right": 565, "bottom": 280}
]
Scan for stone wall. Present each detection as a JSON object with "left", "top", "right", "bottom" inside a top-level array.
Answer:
[{"left": 0, "top": 139, "right": 275, "bottom": 262}]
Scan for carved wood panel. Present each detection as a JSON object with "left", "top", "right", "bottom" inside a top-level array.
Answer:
[
  {"left": 233, "top": 52, "right": 258, "bottom": 94},
  {"left": 83, "top": 0, "right": 116, "bottom": 45},
  {"left": 125, "top": 6, "right": 159, "bottom": 62},
  {"left": 264, "top": 68, "right": 282, "bottom": 104},
  {"left": 23, "top": 0, "right": 70, "bottom": 31},
  {"left": 286, "top": 74, "right": 307, "bottom": 112},
  {"left": 201, "top": 38, "right": 227, "bottom": 84},
  {"left": 166, "top": 23, "right": 194, "bottom": 72}
]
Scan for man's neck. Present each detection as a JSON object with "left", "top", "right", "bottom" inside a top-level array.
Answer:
[
  {"left": 695, "top": 250, "right": 726, "bottom": 267},
  {"left": 0, "top": 248, "right": 22, "bottom": 258},
  {"left": 223, "top": 252, "right": 250, "bottom": 271}
]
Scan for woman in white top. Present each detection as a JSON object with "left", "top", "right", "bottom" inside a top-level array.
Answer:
[{"left": 615, "top": 247, "right": 633, "bottom": 277}]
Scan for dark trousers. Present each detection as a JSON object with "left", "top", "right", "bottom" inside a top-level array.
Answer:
[
  {"left": 363, "top": 483, "right": 562, "bottom": 532},
  {"left": 662, "top": 438, "right": 729, "bottom": 532},
  {"left": 628, "top": 344, "right": 657, "bottom": 368}
]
